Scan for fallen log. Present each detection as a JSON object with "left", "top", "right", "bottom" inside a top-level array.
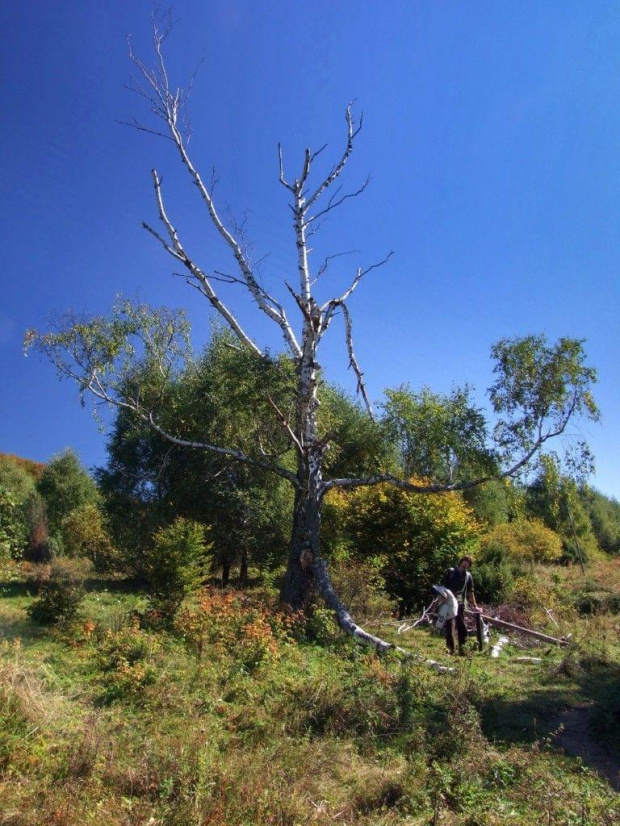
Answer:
[{"left": 465, "top": 610, "right": 569, "bottom": 647}]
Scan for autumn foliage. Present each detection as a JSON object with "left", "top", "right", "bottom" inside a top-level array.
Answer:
[
  {"left": 323, "top": 482, "right": 480, "bottom": 615},
  {"left": 480, "top": 518, "right": 563, "bottom": 563},
  {"left": 0, "top": 453, "right": 45, "bottom": 481},
  {"left": 175, "top": 589, "right": 302, "bottom": 669}
]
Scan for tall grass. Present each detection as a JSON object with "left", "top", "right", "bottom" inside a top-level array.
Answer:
[{"left": 0, "top": 559, "right": 619, "bottom": 824}]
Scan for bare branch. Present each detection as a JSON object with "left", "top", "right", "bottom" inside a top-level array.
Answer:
[
  {"left": 306, "top": 175, "right": 370, "bottom": 226},
  {"left": 339, "top": 302, "right": 375, "bottom": 421},
  {"left": 322, "top": 419, "right": 570, "bottom": 497},
  {"left": 305, "top": 217, "right": 328, "bottom": 240},
  {"left": 212, "top": 270, "right": 246, "bottom": 285},
  {"left": 309, "top": 143, "right": 328, "bottom": 164},
  {"left": 117, "top": 118, "right": 175, "bottom": 142},
  {"left": 305, "top": 104, "right": 363, "bottom": 211},
  {"left": 298, "top": 147, "right": 312, "bottom": 190},
  {"left": 358, "top": 250, "right": 395, "bottom": 279},
  {"left": 313, "top": 250, "right": 360, "bottom": 285},
  {"left": 267, "top": 395, "right": 304, "bottom": 455},
  {"left": 322, "top": 473, "right": 476, "bottom": 497},
  {"left": 327, "top": 250, "right": 394, "bottom": 307},
  {"left": 145, "top": 412, "right": 300, "bottom": 486},
  {"left": 148, "top": 169, "right": 262, "bottom": 355},
  {"left": 278, "top": 143, "right": 295, "bottom": 192},
  {"left": 127, "top": 26, "right": 302, "bottom": 359}
]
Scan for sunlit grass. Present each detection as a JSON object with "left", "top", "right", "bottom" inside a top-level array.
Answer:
[{"left": 1, "top": 558, "right": 619, "bottom": 824}]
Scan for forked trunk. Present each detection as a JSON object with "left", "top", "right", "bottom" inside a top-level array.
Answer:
[{"left": 279, "top": 457, "right": 407, "bottom": 654}]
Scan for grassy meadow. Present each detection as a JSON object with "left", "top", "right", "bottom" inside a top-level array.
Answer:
[{"left": 1, "top": 557, "right": 619, "bottom": 826}]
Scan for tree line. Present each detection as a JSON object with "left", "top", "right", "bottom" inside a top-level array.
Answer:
[{"left": 4, "top": 330, "right": 619, "bottom": 620}]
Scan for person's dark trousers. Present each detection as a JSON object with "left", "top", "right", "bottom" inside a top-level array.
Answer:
[{"left": 445, "top": 604, "right": 468, "bottom": 653}]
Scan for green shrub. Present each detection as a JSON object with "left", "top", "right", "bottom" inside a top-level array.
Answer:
[
  {"left": 26, "top": 557, "right": 90, "bottom": 625},
  {"left": 143, "top": 518, "right": 211, "bottom": 616},
  {"left": 305, "top": 606, "right": 341, "bottom": 646},
  {"left": 60, "top": 502, "right": 119, "bottom": 572},
  {"left": 474, "top": 558, "right": 516, "bottom": 604},
  {"left": 474, "top": 548, "right": 524, "bottom": 604},
  {"left": 480, "top": 518, "right": 563, "bottom": 563},
  {"left": 94, "top": 617, "right": 162, "bottom": 702},
  {"left": 324, "top": 484, "right": 480, "bottom": 615}
]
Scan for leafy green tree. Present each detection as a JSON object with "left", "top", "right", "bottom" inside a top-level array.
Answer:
[
  {"left": 28, "top": 292, "right": 599, "bottom": 648},
  {"left": 37, "top": 449, "right": 100, "bottom": 540},
  {"left": 25, "top": 20, "right": 600, "bottom": 650},
  {"left": 579, "top": 486, "right": 620, "bottom": 555},
  {"left": 96, "top": 332, "right": 389, "bottom": 584},
  {"left": 463, "top": 480, "right": 512, "bottom": 527},
  {"left": 0, "top": 456, "right": 41, "bottom": 559},
  {"left": 382, "top": 385, "right": 497, "bottom": 484},
  {"left": 96, "top": 331, "right": 296, "bottom": 580},
  {"left": 144, "top": 517, "right": 211, "bottom": 614},
  {"left": 489, "top": 336, "right": 598, "bottom": 476},
  {"left": 0, "top": 488, "right": 21, "bottom": 560},
  {"left": 320, "top": 383, "right": 394, "bottom": 480},
  {"left": 526, "top": 457, "right": 597, "bottom": 561}
]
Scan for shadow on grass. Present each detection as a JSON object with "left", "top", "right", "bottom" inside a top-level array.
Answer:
[
  {"left": 480, "top": 684, "right": 576, "bottom": 745},
  {"left": 83, "top": 576, "right": 144, "bottom": 595},
  {"left": 0, "top": 580, "right": 31, "bottom": 599},
  {"left": 0, "top": 600, "right": 46, "bottom": 642},
  {"left": 0, "top": 576, "right": 144, "bottom": 600},
  {"left": 479, "top": 653, "right": 620, "bottom": 768}
]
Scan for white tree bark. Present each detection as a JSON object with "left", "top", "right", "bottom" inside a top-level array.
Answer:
[{"left": 28, "top": 15, "right": 595, "bottom": 661}]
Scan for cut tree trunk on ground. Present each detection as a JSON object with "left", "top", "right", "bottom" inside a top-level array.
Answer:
[{"left": 466, "top": 611, "right": 569, "bottom": 647}]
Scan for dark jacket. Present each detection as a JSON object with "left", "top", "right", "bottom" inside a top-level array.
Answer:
[{"left": 443, "top": 567, "right": 474, "bottom": 606}]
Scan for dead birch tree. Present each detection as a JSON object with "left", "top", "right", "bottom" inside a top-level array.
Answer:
[{"left": 27, "top": 15, "right": 599, "bottom": 652}]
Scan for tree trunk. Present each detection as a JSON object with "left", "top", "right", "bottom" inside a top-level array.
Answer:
[
  {"left": 221, "top": 558, "right": 231, "bottom": 588},
  {"left": 280, "top": 484, "right": 321, "bottom": 610},
  {"left": 239, "top": 547, "right": 248, "bottom": 584},
  {"left": 280, "top": 310, "right": 323, "bottom": 610}
]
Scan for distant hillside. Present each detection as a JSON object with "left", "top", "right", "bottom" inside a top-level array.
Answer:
[{"left": 0, "top": 452, "right": 45, "bottom": 480}]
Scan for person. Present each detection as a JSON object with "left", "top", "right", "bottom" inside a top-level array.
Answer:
[{"left": 442, "top": 555, "right": 481, "bottom": 655}]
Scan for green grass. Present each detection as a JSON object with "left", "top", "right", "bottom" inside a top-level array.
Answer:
[{"left": 1, "top": 558, "right": 619, "bottom": 825}]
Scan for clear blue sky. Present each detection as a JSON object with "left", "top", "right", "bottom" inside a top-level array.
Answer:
[{"left": 1, "top": 1, "right": 619, "bottom": 497}]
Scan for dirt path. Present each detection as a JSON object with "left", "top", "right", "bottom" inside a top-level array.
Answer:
[{"left": 553, "top": 704, "right": 620, "bottom": 791}]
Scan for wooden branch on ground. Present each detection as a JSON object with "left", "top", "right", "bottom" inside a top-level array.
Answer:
[{"left": 465, "top": 610, "right": 569, "bottom": 647}]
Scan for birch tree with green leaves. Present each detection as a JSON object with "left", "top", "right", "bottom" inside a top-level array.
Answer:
[{"left": 26, "top": 14, "right": 599, "bottom": 651}]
